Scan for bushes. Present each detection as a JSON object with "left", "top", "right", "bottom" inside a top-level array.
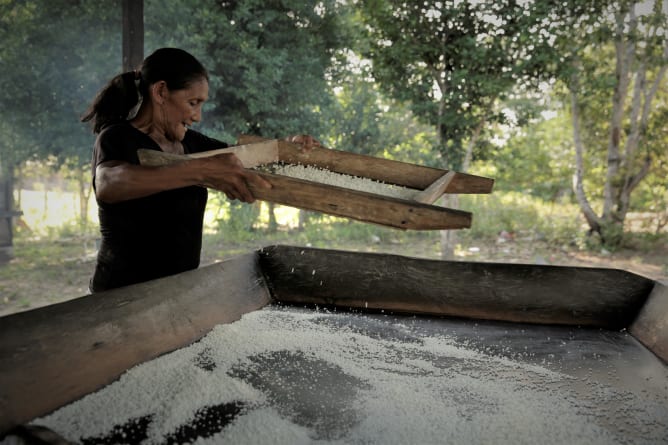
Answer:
[
  {"left": 209, "top": 190, "right": 646, "bottom": 253},
  {"left": 459, "top": 192, "right": 586, "bottom": 247}
]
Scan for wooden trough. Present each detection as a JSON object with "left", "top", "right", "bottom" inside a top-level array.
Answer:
[
  {"left": 0, "top": 245, "right": 666, "bottom": 443},
  {"left": 137, "top": 137, "right": 495, "bottom": 231}
]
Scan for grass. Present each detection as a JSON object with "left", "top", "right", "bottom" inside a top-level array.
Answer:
[
  {"left": 0, "top": 235, "right": 97, "bottom": 314},
  {"left": 2, "top": 193, "right": 667, "bottom": 317}
]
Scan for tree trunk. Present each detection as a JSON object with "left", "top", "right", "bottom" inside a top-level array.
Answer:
[
  {"left": 298, "top": 209, "right": 307, "bottom": 231},
  {"left": 439, "top": 194, "right": 459, "bottom": 260},
  {"left": 73, "top": 166, "right": 93, "bottom": 227},
  {"left": 569, "top": 4, "right": 666, "bottom": 246},
  {"left": 602, "top": 8, "right": 636, "bottom": 221},
  {"left": 267, "top": 202, "right": 278, "bottom": 233},
  {"left": 0, "top": 170, "right": 17, "bottom": 263},
  {"left": 570, "top": 86, "right": 601, "bottom": 235},
  {"left": 616, "top": 37, "right": 667, "bottom": 224},
  {"left": 439, "top": 119, "right": 483, "bottom": 260}
]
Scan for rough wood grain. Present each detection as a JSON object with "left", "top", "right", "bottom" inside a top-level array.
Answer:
[
  {"left": 0, "top": 253, "right": 271, "bottom": 435},
  {"left": 237, "top": 135, "right": 494, "bottom": 194},
  {"left": 630, "top": 282, "right": 668, "bottom": 363},
  {"left": 137, "top": 139, "right": 279, "bottom": 168},
  {"left": 259, "top": 245, "right": 655, "bottom": 329},
  {"left": 137, "top": 141, "right": 474, "bottom": 230},
  {"left": 250, "top": 171, "right": 471, "bottom": 230},
  {"left": 413, "top": 171, "right": 457, "bottom": 204}
]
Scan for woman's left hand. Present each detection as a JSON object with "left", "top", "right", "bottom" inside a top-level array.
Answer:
[{"left": 286, "top": 134, "right": 322, "bottom": 152}]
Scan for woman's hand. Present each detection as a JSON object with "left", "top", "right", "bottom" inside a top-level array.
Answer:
[
  {"left": 196, "top": 153, "right": 272, "bottom": 202},
  {"left": 285, "top": 134, "right": 322, "bottom": 151}
]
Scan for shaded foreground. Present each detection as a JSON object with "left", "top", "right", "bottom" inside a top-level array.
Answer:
[
  {"left": 29, "top": 306, "right": 668, "bottom": 444},
  {"left": 1, "top": 245, "right": 666, "bottom": 443}
]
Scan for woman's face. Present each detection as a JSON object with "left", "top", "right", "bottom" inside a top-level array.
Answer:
[{"left": 160, "top": 77, "right": 209, "bottom": 142}]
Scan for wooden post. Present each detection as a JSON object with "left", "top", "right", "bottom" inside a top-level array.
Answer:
[
  {"left": 0, "top": 177, "right": 21, "bottom": 264},
  {"left": 122, "top": 0, "right": 144, "bottom": 72},
  {"left": 0, "top": 178, "right": 12, "bottom": 263}
]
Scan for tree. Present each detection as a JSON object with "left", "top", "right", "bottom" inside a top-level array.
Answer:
[
  {"left": 482, "top": 110, "right": 575, "bottom": 201},
  {"left": 323, "top": 70, "right": 438, "bottom": 160},
  {"left": 358, "top": 0, "right": 568, "bottom": 257},
  {"left": 563, "top": 0, "right": 668, "bottom": 246},
  {"left": 0, "top": 0, "right": 120, "bottom": 224},
  {"left": 145, "top": 0, "right": 349, "bottom": 142}
]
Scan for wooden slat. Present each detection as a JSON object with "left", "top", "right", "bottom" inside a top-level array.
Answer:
[
  {"left": 630, "top": 282, "right": 668, "bottom": 363},
  {"left": 137, "top": 139, "right": 279, "bottom": 169},
  {"left": 259, "top": 245, "right": 655, "bottom": 329},
  {"left": 137, "top": 142, "right": 473, "bottom": 230},
  {"left": 237, "top": 135, "right": 494, "bottom": 194},
  {"left": 413, "top": 171, "right": 457, "bottom": 204},
  {"left": 250, "top": 172, "right": 471, "bottom": 230},
  {"left": 0, "top": 253, "right": 271, "bottom": 435}
]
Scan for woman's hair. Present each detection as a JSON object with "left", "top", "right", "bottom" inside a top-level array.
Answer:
[{"left": 81, "top": 48, "right": 209, "bottom": 133}]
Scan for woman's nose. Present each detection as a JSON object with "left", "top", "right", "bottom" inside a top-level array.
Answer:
[{"left": 193, "top": 105, "right": 202, "bottom": 122}]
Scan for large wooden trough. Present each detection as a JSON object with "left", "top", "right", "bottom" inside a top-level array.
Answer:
[{"left": 1, "top": 245, "right": 667, "bottom": 444}]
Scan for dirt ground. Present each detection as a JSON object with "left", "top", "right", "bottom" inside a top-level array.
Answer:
[{"left": 1, "top": 235, "right": 666, "bottom": 318}]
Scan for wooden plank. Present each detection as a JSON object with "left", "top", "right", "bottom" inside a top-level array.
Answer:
[
  {"left": 413, "top": 170, "right": 457, "bottom": 204},
  {"left": 0, "top": 253, "right": 271, "bottom": 435},
  {"left": 259, "top": 245, "right": 655, "bottom": 329},
  {"left": 137, "top": 139, "right": 279, "bottom": 169},
  {"left": 121, "top": 0, "right": 143, "bottom": 72},
  {"left": 630, "top": 282, "right": 668, "bottom": 363},
  {"left": 250, "top": 172, "right": 471, "bottom": 230},
  {"left": 237, "top": 135, "right": 494, "bottom": 194}
]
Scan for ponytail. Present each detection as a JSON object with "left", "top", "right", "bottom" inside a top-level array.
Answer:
[
  {"left": 82, "top": 48, "right": 208, "bottom": 134},
  {"left": 81, "top": 71, "right": 143, "bottom": 134}
]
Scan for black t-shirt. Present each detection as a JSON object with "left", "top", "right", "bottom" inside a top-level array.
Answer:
[{"left": 90, "top": 123, "right": 227, "bottom": 292}]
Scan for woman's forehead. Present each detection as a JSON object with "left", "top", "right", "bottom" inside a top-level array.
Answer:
[{"left": 178, "top": 78, "right": 209, "bottom": 99}]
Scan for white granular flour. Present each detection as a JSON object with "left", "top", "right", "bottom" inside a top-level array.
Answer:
[
  {"left": 22, "top": 306, "right": 668, "bottom": 444},
  {"left": 262, "top": 163, "right": 418, "bottom": 201}
]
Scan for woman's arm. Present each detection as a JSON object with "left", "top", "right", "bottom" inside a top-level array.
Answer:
[{"left": 95, "top": 153, "right": 271, "bottom": 204}]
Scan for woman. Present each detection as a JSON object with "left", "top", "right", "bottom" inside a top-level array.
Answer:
[{"left": 83, "top": 47, "right": 317, "bottom": 292}]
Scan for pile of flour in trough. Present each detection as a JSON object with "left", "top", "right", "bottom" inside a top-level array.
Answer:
[
  {"left": 30, "top": 306, "right": 667, "bottom": 445},
  {"left": 258, "top": 163, "right": 418, "bottom": 201}
]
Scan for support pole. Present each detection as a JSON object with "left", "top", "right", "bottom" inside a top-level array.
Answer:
[{"left": 122, "top": 0, "right": 144, "bottom": 72}]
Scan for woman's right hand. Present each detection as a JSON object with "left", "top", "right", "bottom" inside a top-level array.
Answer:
[{"left": 195, "top": 153, "right": 272, "bottom": 203}]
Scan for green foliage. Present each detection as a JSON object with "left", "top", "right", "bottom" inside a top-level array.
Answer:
[
  {"left": 2, "top": 0, "right": 665, "bottom": 254},
  {"left": 479, "top": 112, "right": 574, "bottom": 201},
  {"left": 459, "top": 192, "right": 586, "bottom": 247},
  {"left": 322, "top": 71, "right": 440, "bottom": 164},
  {"left": 550, "top": 0, "right": 668, "bottom": 245},
  {"left": 301, "top": 217, "right": 381, "bottom": 243},
  {"left": 0, "top": 0, "right": 119, "bottom": 172},
  {"left": 216, "top": 200, "right": 262, "bottom": 242},
  {"left": 594, "top": 221, "right": 626, "bottom": 251},
  {"left": 145, "top": 0, "right": 352, "bottom": 143},
  {"left": 358, "top": 0, "right": 569, "bottom": 168},
  {"left": 44, "top": 219, "right": 98, "bottom": 239}
]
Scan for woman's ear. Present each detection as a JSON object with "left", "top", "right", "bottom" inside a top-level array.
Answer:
[{"left": 150, "top": 81, "right": 168, "bottom": 105}]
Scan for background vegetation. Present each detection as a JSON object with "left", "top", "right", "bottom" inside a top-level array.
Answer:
[{"left": 0, "top": 0, "right": 666, "bottom": 314}]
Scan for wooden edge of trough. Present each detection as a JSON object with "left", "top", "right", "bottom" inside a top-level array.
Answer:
[
  {"left": 258, "top": 245, "right": 656, "bottom": 331},
  {"left": 630, "top": 281, "right": 668, "bottom": 363},
  {"left": 0, "top": 253, "right": 271, "bottom": 436},
  {"left": 237, "top": 135, "right": 495, "bottom": 194},
  {"left": 259, "top": 245, "right": 666, "bottom": 364}
]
